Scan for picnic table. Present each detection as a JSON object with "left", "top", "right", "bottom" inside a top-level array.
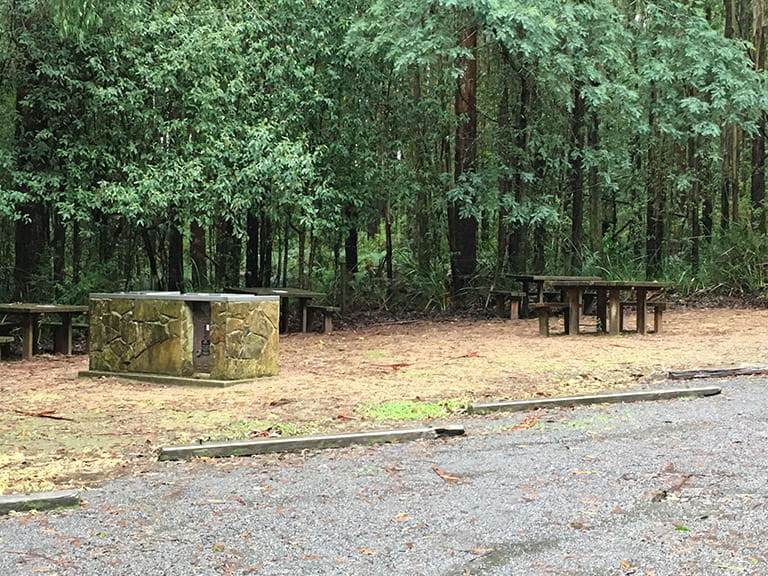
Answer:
[
  {"left": 226, "top": 287, "right": 329, "bottom": 333},
  {"left": 0, "top": 303, "right": 89, "bottom": 360},
  {"left": 505, "top": 274, "right": 602, "bottom": 317},
  {"left": 549, "top": 279, "right": 673, "bottom": 335}
]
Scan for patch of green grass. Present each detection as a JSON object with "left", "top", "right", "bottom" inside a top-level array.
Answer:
[
  {"left": 358, "top": 399, "right": 464, "bottom": 421},
  {"left": 364, "top": 349, "right": 389, "bottom": 360},
  {"left": 221, "top": 419, "right": 312, "bottom": 438}
]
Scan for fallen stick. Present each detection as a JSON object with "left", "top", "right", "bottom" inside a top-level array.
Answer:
[{"left": 13, "top": 410, "right": 76, "bottom": 422}]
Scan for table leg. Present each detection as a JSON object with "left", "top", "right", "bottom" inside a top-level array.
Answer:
[
  {"left": 608, "top": 288, "right": 621, "bottom": 335},
  {"left": 636, "top": 288, "right": 648, "bottom": 335},
  {"left": 54, "top": 313, "right": 74, "bottom": 355},
  {"left": 596, "top": 288, "right": 608, "bottom": 332},
  {"left": 300, "top": 298, "right": 310, "bottom": 332},
  {"left": 520, "top": 280, "right": 532, "bottom": 318},
  {"left": 20, "top": 314, "right": 35, "bottom": 360},
  {"left": 566, "top": 288, "right": 580, "bottom": 335},
  {"left": 278, "top": 297, "right": 288, "bottom": 333}
]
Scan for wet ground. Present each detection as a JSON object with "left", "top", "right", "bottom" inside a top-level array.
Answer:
[{"left": 1, "top": 374, "right": 765, "bottom": 575}]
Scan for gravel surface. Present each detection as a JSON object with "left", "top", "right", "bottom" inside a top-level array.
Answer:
[{"left": 1, "top": 376, "right": 766, "bottom": 575}]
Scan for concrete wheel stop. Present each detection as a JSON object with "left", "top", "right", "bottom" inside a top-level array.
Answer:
[
  {"left": 469, "top": 386, "right": 722, "bottom": 414},
  {"left": 158, "top": 425, "right": 466, "bottom": 461},
  {"left": 0, "top": 490, "right": 82, "bottom": 515}
]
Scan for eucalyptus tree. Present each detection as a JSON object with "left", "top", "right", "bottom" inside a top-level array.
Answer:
[{"left": 627, "top": 1, "right": 762, "bottom": 277}]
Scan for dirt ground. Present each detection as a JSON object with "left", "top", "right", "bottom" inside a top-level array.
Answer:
[{"left": 1, "top": 305, "right": 766, "bottom": 495}]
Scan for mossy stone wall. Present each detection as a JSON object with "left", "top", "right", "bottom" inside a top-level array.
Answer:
[{"left": 88, "top": 296, "right": 278, "bottom": 379}]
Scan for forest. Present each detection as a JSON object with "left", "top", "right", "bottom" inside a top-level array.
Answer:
[{"left": 1, "top": 0, "right": 767, "bottom": 311}]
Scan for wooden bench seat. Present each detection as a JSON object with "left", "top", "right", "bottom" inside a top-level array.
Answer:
[
  {"left": 306, "top": 305, "right": 341, "bottom": 333},
  {"left": 38, "top": 320, "right": 90, "bottom": 329},
  {"left": 532, "top": 302, "right": 569, "bottom": 336},
  {"left": 0, "top": 322, "right": 20, "bottom": 335},
  {"left": 489, "top": 289, "right": 526, "bottom": 319},
  {"left": 619, "top": 301, "right": 668, "bottom": 333},
  {"left": 0, "top": 335, "right": 14, "bottom": 360}
]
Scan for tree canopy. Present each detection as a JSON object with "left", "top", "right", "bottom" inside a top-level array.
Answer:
[{"left": 1, "top": 0, "right": 766, "bottom": 306}]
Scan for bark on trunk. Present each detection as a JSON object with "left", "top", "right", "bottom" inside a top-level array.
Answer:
[
  {"left": 569, "top": 82, "right": 586, "bottom": 273},
  {"left": 52, "top": 211, "right": 66, "bottom": 296},
  {"left": 167, "top": 222, "right": 184, "bottom": 293},
  {"left": 645, "top": 87, "right": 664, "bottom": 279},
  {"left": 752, "top": 0, "right": 767, "bottom": 233},
  {"left": 13, "top": 202, "right": 48, "bottom": 301},
  {"left": 448, "top": 21, "right": 479, "bottom": 298},
  {"left": 190, "top": 221, "right": 207, "bottom": 290},
  {"left": 588, "top": 110, "right": 602, "bottom": 256},
  {"left": 215, "top": 219, "right": 240, "bottom": 289}
]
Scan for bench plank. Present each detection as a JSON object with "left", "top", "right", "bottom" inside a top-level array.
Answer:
[
  {"left": 489, "top": 290, "right": 526, "bottom": 319},
  {"left": 306, "top": 305, "right": 340, "bottom": 333},
  {"left": 0, "top": 335, "right": 13, "bottom": 360}
]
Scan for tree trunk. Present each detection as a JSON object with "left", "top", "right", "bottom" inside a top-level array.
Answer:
[
  {"left": 448, "top": 21, "right": 479, "bottom": 298},
  {"left": 72, "top": 220, "right": 81, "bottom": 285},
  {"left": 532, "top": 224, "right": 546, "bottom": 274},
  {"left": 411, "top": 69, "right": 431, "bottom": 272},
  {"left": 246, "top": 212, "right": 259, "bottom": 287},
  {"left": 384, "top": 206, "right": 393, "bottom": 280},
  {"left": 588, "top": 110, "right": 602, "bottom": 256},
  {"left": 52, "top": 211, "right": 66, "bottom": 297},
  {"left": 569, "top": 82, "right": 586, "bottom": 273},
  {"left": 297, "top": 223, "right": 306, "bottom": 289},
  {"left": 280, "top": 222, "right": 289, "bottom": 287},
  {"left": 506, "top": 65, "right": 531, "bottom": 274},
  {"left": 344, "top": 226, "right": 358, "bottom": 274},
  {"left": 645, "top": 87, "right": 664, "bottom": 279},
  {"left": 14, "top": 202, "right": 48, "bottom": 301},
  {"left": 752, "top": 0, "right": 767, "bottom": 233},
  {"left": 688, "top": 138, "right": 702, "bottom": 273},
  {"left": 258, "top": 214, "right": 273, "bottom": 286},
  {"left": 215, "top": 219, "right": 240, "bottom": 289},
  {"left": 245, "top": 211, "right": 272, "bottom": 287},
  {"left": 167, "top": 221, "right": 184, "bottom": 292},
  {"left": 141, "top": 228, "right": 161, "bottom": 290},
  {"left": 497, "top": 81, "right": 511, "bottom": 274},
  {"left": 190, "top": 221, "right": 207, "bottom": 290},
  {"left": 721, "top": 0, "right": 740, "bottom": 230}
]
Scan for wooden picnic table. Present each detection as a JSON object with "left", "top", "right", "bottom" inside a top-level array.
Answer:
[
  {"left": 549, "top": 279, "right": 673, "bottom": 335},
  {"left": 227, "top": 287, "right": 327, "bottom": 333},
  {"left": 507, "top": 274, "right": 602, "bottom": 317},
  {"left": 0, "top": 303, "right": 89, "bottom": 360}
]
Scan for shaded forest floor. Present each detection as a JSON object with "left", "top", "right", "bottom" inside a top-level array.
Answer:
[{"left": 1, "top": 305, "right": 767, "bottom": 494}]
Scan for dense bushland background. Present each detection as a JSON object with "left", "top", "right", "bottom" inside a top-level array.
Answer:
[{"left": 1, "top": 0, "right": 767, "bottom": 310}]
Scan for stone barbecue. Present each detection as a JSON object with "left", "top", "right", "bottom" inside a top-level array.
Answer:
[{"left": 84, "top": 292, "right": 279, "bottom": 384}]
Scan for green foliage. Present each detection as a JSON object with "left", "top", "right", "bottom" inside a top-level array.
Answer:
[
  {"left": 396, "top": 250, "right": 452, "bottom": 311},
  {"left": 1, "top": 0, "right": 767, "bottom": 306},
  {"left": 696, "top": 225, "right": 768, "bottom": 294}
]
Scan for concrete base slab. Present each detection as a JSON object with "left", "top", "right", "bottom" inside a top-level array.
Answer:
[
  {"left": 0, "top": 490, "right": 81, "bottom": 515},
  {"left": 79, "top": 370, "right": 259, "bottom": 388}
]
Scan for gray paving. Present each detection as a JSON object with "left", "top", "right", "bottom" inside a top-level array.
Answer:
[{"left": 1, "top": 376, "right": 766, "bottom": 575}]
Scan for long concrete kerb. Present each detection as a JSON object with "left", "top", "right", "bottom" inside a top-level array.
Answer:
[
  {"left": 469, "top": 386, "right": 722, "bottom": 414},
  {"left": 0, "top": 489, "right": 82, "bottom": 515},
  {"left": 158, "top": 425, "right": 466, "bottom": 462}
]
